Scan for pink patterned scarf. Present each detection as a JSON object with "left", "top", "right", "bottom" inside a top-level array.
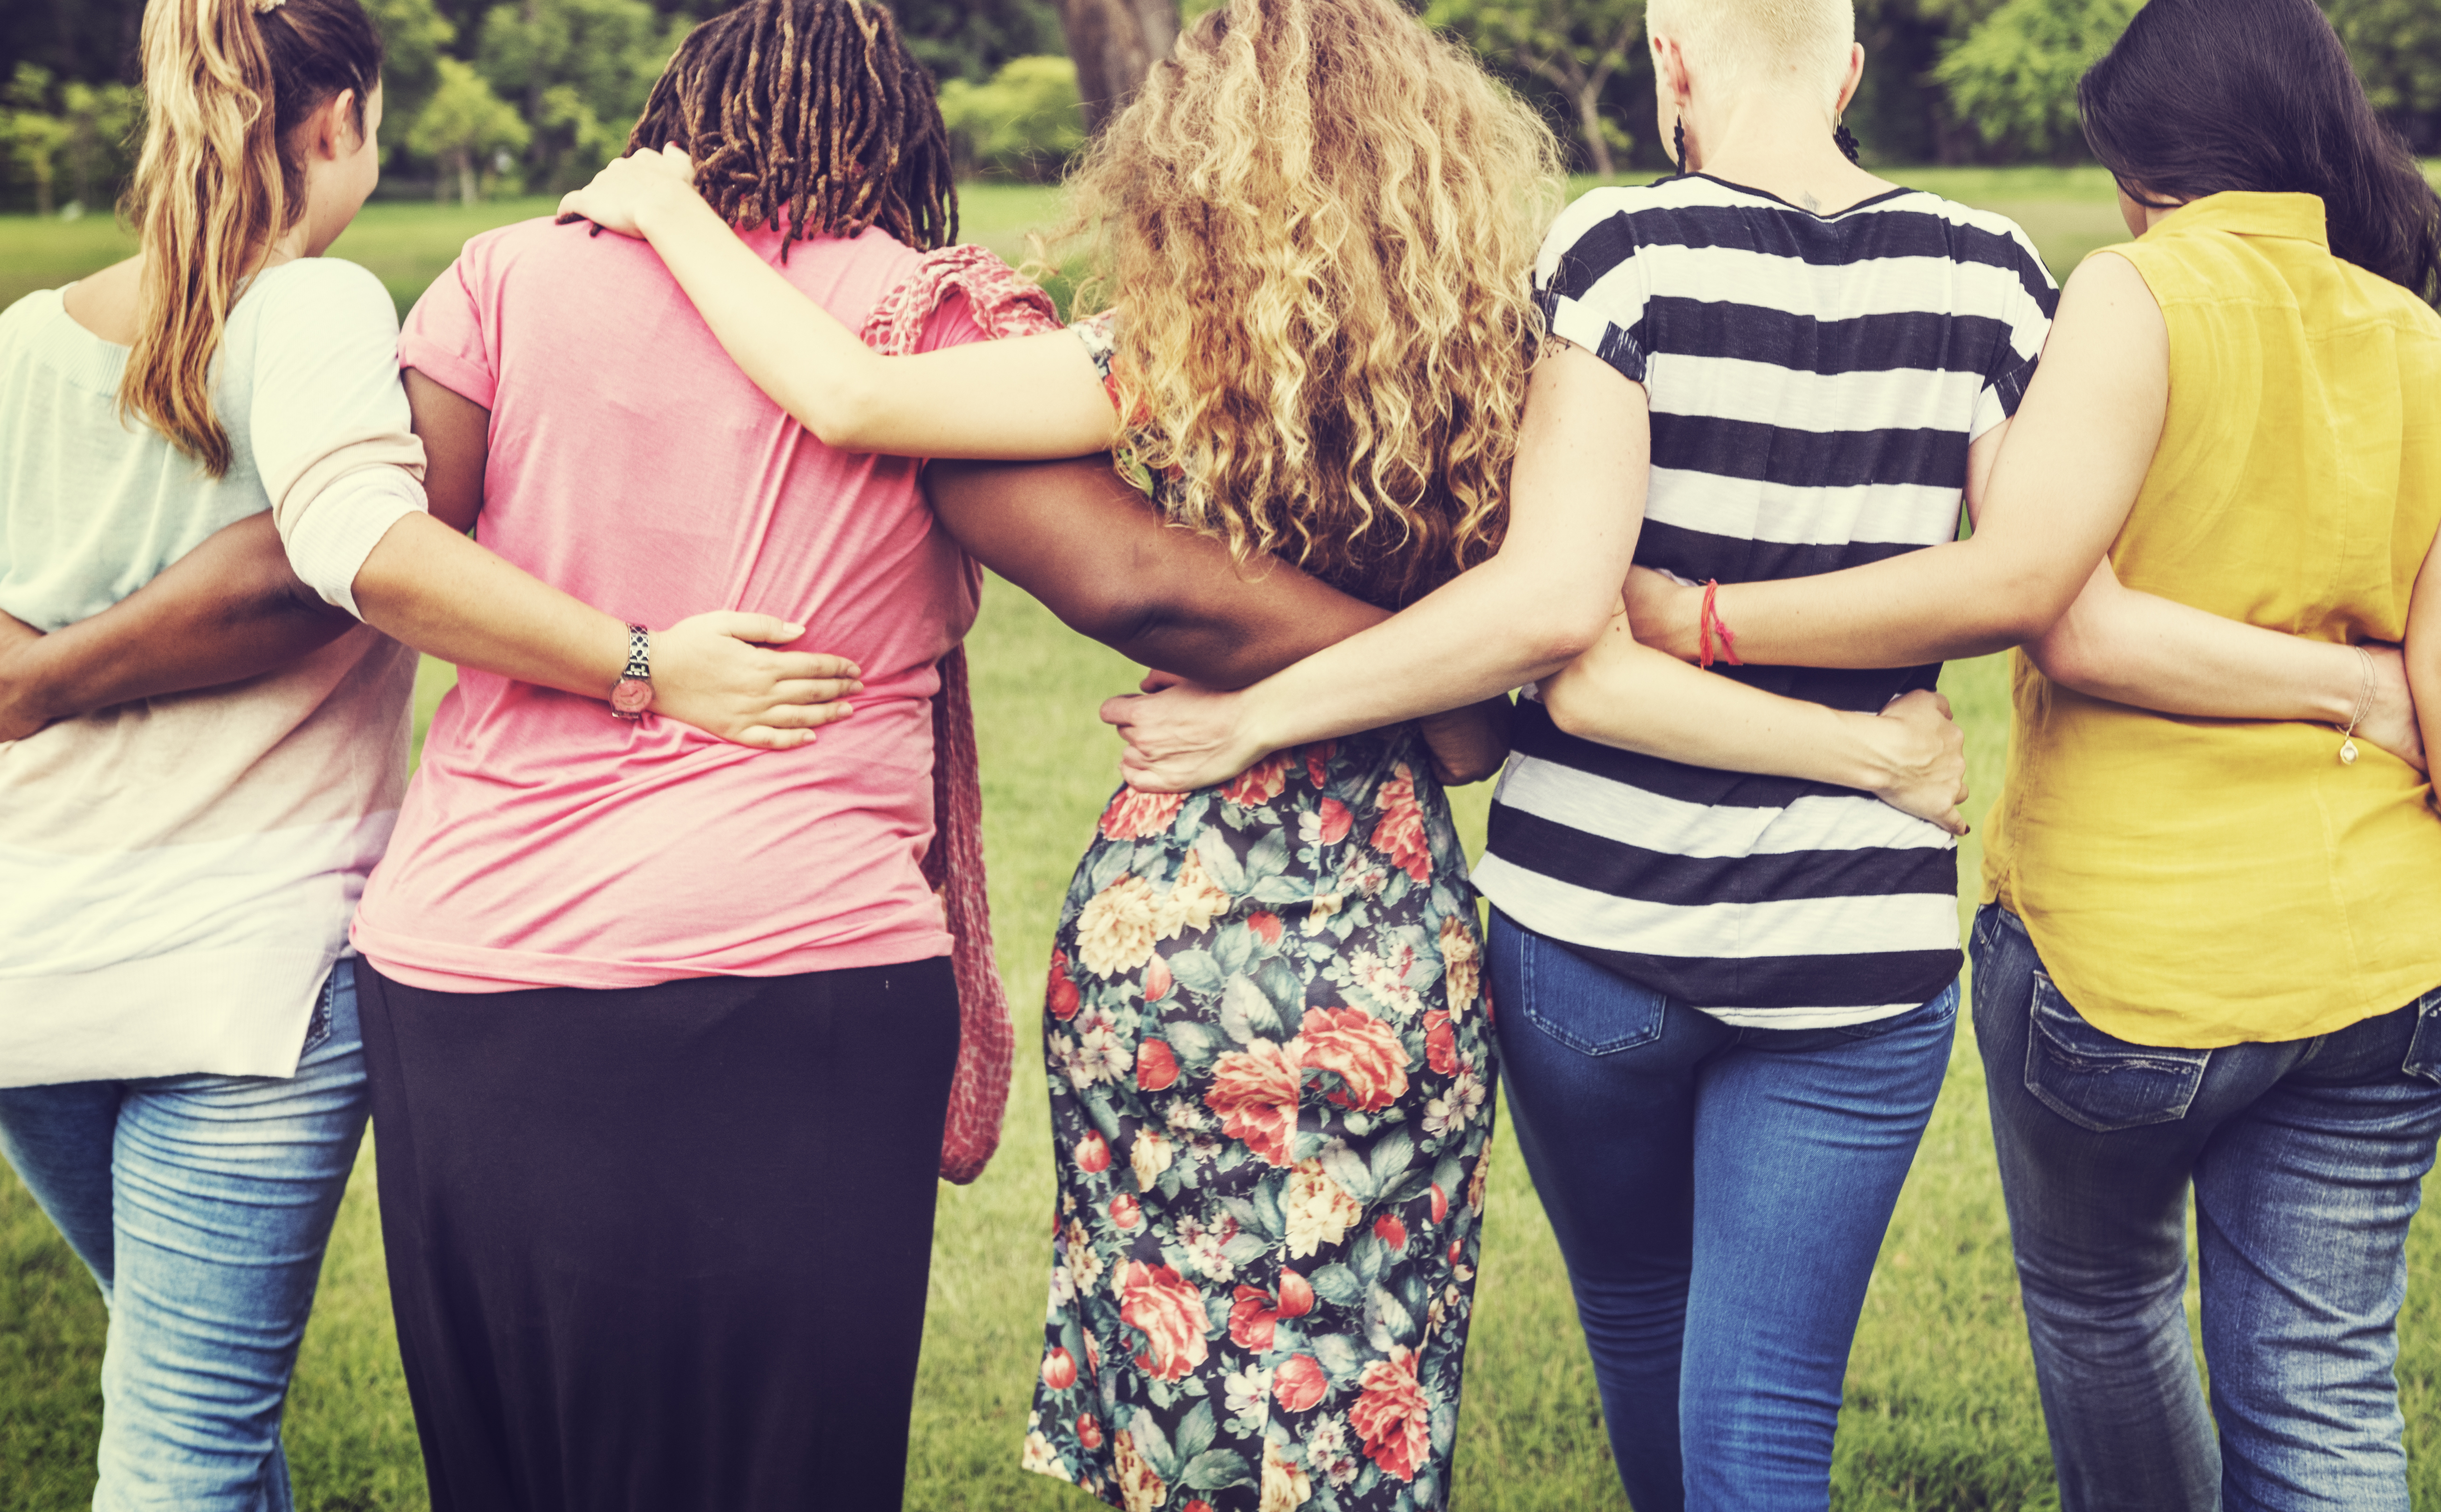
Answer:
[{"left": 860, "top": 246, "right": 1064, "bottom": 1183}]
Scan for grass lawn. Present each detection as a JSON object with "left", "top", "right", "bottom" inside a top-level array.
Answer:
[{"left": 7, "top": 168, "right": 2441, "bottom": 1511}]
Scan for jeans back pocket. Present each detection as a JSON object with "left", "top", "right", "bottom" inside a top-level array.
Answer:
[
  {"left": 301, "top": 966, "right": 339, "bottom": 1054},
  {"left": 1516, "top": 934, "right": 1669, "bottom": 1056},
  {"left": 2404, "top": 988, "right": 2441, "bottom": 1086},
  {"left": 2025, "top": 970, "right": 2209, "bottom": 1133}
]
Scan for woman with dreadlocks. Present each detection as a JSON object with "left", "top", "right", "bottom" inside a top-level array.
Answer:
[
  {"left": 328, "top": 3, "right": 992, "bottom": 1509},
  {"left": 556, "top": 2, "right": 1561, "bottom": 1507}
]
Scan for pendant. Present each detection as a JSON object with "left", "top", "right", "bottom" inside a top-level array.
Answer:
[{"left": 2340, "top": 738, "right": 2359, "bottom": 765}]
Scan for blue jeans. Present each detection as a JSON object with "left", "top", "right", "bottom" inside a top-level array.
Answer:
[
  {"left": 0, "top": 960, "right": 368, "bottom": 1512},
  {"left": 1972, "top": 904, "right": 2441, "bottom": 1512},
  {"left": 1487, "top": 912, "right": 1957, "bottom": 1512}
]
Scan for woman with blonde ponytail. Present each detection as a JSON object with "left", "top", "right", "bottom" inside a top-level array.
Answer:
[{"left": 0, "top": 0, "right": 841, "bottom": 1501}]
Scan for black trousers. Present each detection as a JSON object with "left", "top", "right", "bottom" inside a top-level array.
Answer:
[{"left": 357, "top": 958, "right": 961, "bottom": 1512}]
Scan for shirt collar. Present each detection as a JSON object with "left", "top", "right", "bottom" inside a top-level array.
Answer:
[{"left": 2146, "top": 191, "right": 2329, "bottom": 249}]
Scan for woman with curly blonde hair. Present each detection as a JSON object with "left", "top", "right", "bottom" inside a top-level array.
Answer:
[{"left": 560, "top": 0, "right": 1556, "bottom": 1504}]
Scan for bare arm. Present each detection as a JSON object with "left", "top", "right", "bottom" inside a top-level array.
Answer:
[
  {"left": 406, "top": 369, "right": 486, "bottom": 532},
  {"left": 926, "top": 456, "right": 1510, "bottom": 782},
  {"left": 342, "top": 370, "right": 859, "bottom": 749},
  {"left": 1540, "top": 617, "right": 1971, "bottom": 832},
  {"left": 0, "top": 513, "right": 353, "bottom": 742},
  {"left": 2026, "top": 558, "right": 2425, "bottom": 768},
  {"left": 1101, "top": 345, "right": 1967, "bottom": 821},
  {"left": 1100, "top": 344, "right": 1644, "bottom": 784},
  {"left": 2409, "top": 522, "right": 2441, "bottom": 789},
  {"left": 1618, "top": 249, "right": 2408, "bottom": 755},
  {"left": 1627, "top": 253, "right": 2168, "bottom": 668},
  {"left": 557, "top": 146, "right": 1114, "bottom": 460},
  {"left": 928, "top": 458, "right": 1392, "bottom": 687}
]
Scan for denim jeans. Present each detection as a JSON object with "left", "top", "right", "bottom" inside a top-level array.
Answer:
[
  {"left": 1971, "top": 904, "right": 2441, "bottom": 1512},
  {"left": 0, "top": 959, "right": 368, "bottom": 1512},
  {"left": 1487, "top": 912, "right": 1958, "bottom": 1512}
]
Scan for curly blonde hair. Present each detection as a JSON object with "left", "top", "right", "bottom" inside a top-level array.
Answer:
[{"left": 1059, "top": 0, "right": 1564, "bottom": 608}]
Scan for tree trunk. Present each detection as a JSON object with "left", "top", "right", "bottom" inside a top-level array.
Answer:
[
  {"left": 1056, "top": 0, "right": 1181, "bottom": 135},
  {"left": 454, "top": 147, "right": 478, "bottom": 207},
  {"left": 1575, "top": 84, "right": 1616, "bottom": 178}
]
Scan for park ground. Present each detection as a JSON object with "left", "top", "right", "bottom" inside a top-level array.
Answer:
[{"left": 5, "top": 168, "right": 2441, "bottom": 1511}]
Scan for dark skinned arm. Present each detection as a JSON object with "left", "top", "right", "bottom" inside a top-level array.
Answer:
[
  {"left": 0, "top": 513, "right": 355, "bottom": 742},
  {"left": 925, "top": 457, "right": 1512, "bottom": 783},
  {"left": 404, "top": 369, "right": 487, "bottom": 532},
  {"left": 0, "top": 368, "right": 498, "bottom": 744}
]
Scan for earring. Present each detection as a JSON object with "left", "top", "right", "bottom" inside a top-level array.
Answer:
[
  {"left": 1835, "top": 117, "right": 1861, "bottom": 165},
  {"left": 1673, "top": 117, "right": 1689, "bottom": 174}
]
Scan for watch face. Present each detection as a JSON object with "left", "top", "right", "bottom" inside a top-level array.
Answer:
[{"left": 611, "top": 677, "right": 653, "bottom": 716}]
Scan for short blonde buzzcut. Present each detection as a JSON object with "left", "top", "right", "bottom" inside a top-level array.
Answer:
[{"left": 1646, "top": 0, "right": 1855, "bottom": 111}]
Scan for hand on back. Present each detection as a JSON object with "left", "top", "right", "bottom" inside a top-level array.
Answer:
[
  {"left": 1863, "top": 689, "right": 1970, "bottom": 836},
  {"left": 1103, "top": 674, "right": 1266, "bottom": 794},
  {"left": 557, "top": 143, "right": 699, "bottom": 241},
  {"left": 649, "top": 612, "right": 861, "bottom": 751},
  {"left": 2355, "top": 642, "right": 2427, "bottom": 773}
]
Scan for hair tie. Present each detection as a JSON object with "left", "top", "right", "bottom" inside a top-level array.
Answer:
[{"left": 252, "top": 0, "right": 288, "bottom": 13}]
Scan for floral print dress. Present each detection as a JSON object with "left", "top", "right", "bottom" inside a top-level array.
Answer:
[{"left": 1024, "top": 312, "right": 1499, "bottom": 1512}]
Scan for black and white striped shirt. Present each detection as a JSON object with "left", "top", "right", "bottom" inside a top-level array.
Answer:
[{"left": 1473, "top": 174, "right": 2059, "bottom": 1027}]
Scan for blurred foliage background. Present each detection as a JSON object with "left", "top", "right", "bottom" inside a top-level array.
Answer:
[{"left": 2, "top": 0, "right": 2438, "bottom": 214}]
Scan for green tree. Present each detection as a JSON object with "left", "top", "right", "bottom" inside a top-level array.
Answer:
[
  {"left": 2324, "top": 0, "right": 2441, "bottom": 135},
  {"left": 1932, "top": 0, "right": 2138, "bottom": 158},
  {"left": 939, "top": 55, "right": 1086, "bottom": 182},
  {"left": 1, "top": 65, "right": 72, "bottom": 216},
  {"left": 1428, "top": 0, "right": 1644, "bottom": 176},
  {"left": 408, "top": 54, "right": 531, "bottom": 204},
  {"left": 475, "top": 0, "right": 685, "bottom": 192},
  {"left": 54, "top": 77, "right": 140, "bottom": 213},
  {"left": 894, "top": 0, "right": 1066, "bottom": 85},
  {"left": 364, "top": 0, "right": 457, "bottom": 174}
]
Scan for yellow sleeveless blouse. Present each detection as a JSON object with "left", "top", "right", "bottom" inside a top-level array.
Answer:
[{"left": 1981, "top": 192, "right": 2441, "bottom": 1048}]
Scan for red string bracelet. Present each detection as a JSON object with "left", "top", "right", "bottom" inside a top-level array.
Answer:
[
  {"left": 1712, "top": 590, "right": 1743, "bottom": 667},
  {"left": 1695, "top": 580, "right": 1746, "bottom": 669}
]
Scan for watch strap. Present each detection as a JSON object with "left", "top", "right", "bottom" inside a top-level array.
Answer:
[{"left": 610, "top": 623, "right": 653, "bottom": 721}]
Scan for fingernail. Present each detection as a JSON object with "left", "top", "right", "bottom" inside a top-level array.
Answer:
[{"left": 784, "top": 624, "right": 804, "bottom": 637}]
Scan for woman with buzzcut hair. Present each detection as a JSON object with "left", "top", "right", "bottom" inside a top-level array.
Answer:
[
  {"left": 561, "top": 1, "right": 1558, "bottom": 1505},
  {"left": 1098, "top": 0, "right": 2431, "bottom": 1506}
]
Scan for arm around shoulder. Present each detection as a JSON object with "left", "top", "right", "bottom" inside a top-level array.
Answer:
[{"left": 1707, "top": 251, "right": 2169, "bottom": 668}]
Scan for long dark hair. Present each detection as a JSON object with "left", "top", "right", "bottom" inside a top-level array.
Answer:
[
  {"left": 628, "top": 0, "right": 956, "bottom": 255},
  {"left": 2079, "top": 0, "right": 2440, "bottom": 304},
  {"left": 124, "top": 0, "right": 385, "bottom": 476}
]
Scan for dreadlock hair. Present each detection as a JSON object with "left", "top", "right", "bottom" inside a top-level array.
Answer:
[{"left": 629, "top": 0, "right": 956, "bottom": 256}]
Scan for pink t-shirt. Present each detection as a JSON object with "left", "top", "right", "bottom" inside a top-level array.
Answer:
[{"left": 352, "top": 219, "right": 985, "bottom": 992}]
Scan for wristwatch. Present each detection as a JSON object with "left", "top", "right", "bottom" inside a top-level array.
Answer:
[{"left": 610, "top": 624, "right": 653, "bottom": 720}]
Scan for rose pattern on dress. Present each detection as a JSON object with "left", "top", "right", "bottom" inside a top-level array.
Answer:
[{"left": 1028, "top": 730, "right": 1498, "bottom": 1512}]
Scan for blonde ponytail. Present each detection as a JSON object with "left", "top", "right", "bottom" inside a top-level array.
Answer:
[{"left": 120, "top": 0, "right": 383, "bottom": 477}]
